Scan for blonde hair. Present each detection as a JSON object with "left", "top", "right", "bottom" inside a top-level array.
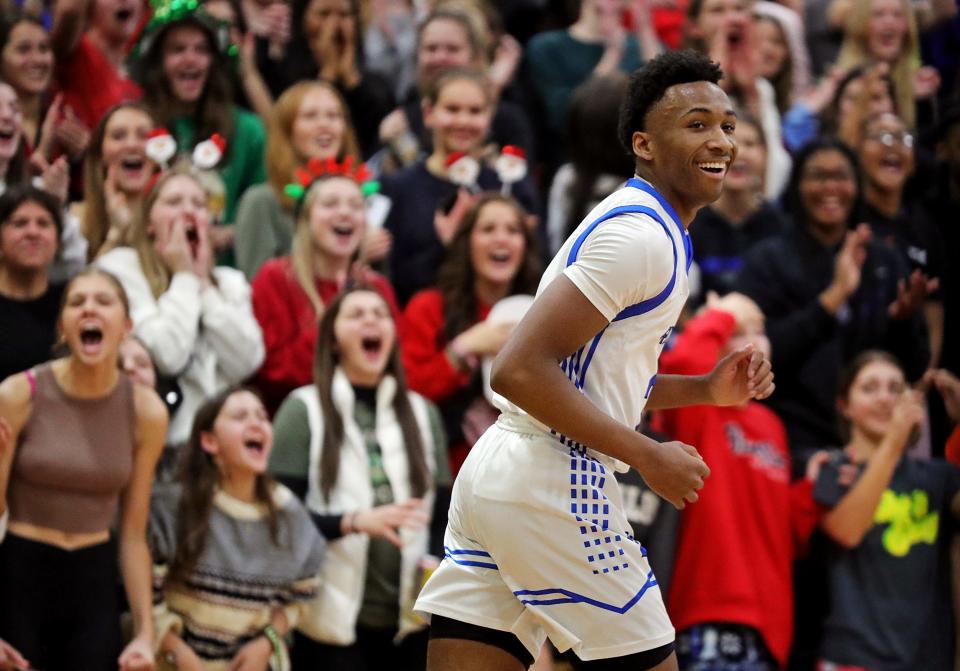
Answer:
[
  {"left": 133, "top": 165, "right": 211, "bottom": 299},
  {"left": 290, "top": 175, "right": 366, "bottom": 316},
  {"left": 265, "top": 81, "right": 360, "bottom": 212},
  {"left": 837, "top": 0, "right": 919, "bottom": 128}
]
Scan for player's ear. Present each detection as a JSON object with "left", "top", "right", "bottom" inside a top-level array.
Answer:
[{"left": 632, "top": 131, "right": 654, "bottom": 162}]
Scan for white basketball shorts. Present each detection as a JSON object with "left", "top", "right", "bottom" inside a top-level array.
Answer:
[{"left": 414, "top": 413, "right": 675, "bottom": 661}]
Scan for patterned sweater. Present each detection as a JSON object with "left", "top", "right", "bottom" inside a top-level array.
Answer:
[{"left": 149, "top": 483, "right": 326, "bottom": 668}]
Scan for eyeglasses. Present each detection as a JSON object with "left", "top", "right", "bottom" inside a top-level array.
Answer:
[{"left": 865, "top": 131, "right": 914, "bottom": 149}]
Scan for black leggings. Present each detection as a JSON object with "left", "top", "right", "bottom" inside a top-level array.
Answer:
[
  {"left": 430, "top": 614, "right": 676, "bottom": 670},
  {"left": 291, "top": 627, "right": 429, "bottom": 671},
  {"left": 0, "top": 533, "right": 122, "bottom": 671}
]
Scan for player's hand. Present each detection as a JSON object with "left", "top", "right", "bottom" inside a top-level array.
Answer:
[
  {"left": 707, "top": 343, "right": 774, "bottom": 405},
  {"left": 638, "top": 440, "right": 710, "bottom": 510}
]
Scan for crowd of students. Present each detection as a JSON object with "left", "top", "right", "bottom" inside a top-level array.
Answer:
[{"left": 0, "top": 0, "right": 958, "bottom": 668}]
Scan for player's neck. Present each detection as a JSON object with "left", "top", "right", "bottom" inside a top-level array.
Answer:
[{"left": 634, "top": 170, "right": 695, "bottom": 227}]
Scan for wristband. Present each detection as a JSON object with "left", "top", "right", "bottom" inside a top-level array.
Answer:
[{"left": 264, "top": 624, "right": 286, "bottom": 671}]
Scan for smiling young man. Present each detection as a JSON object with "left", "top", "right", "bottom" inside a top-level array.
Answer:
[{"left": 414, "top": 50, "right": 775, "bottom": 671}]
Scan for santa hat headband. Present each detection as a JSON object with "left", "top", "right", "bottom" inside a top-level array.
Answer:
[{"left": 142, "top": 128, "right": 228, "bottom": 193}]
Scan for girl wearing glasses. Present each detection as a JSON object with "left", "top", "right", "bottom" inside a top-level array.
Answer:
[{"left": 857, "top": 111, "right": 944, "bottom": 366}]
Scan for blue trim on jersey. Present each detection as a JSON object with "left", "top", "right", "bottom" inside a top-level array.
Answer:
[
  {"left": 443, "top": 546, "right": 499, "bottom": 570},
  {"left": 513, "top": 569, "right": 659, "bottom": 613},
  {"left": 626, "top": 177, "right": 693, "bottom": 273},
  {"left": 563, "top": 200, "right": 679, "bottom": 388}
]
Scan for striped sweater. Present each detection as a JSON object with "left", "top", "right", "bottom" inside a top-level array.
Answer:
[{"left": 149, "top": 483, "right": 326, "bottom": 669}]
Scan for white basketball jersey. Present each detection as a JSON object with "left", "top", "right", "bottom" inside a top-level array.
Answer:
[{"left": 495, "top": 177, "right": 692, "bottom": 471}]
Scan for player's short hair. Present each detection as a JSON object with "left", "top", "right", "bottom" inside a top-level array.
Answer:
[{"left": 618, "top": 50, "right": 724, "bottom": 153}]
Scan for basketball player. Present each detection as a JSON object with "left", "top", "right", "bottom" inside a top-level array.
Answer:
[{"left": 415, "top": 50, "right": 775, "bottom": 671}]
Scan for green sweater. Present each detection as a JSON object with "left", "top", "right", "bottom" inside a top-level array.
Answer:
[
  {"left": 170, "top": 107, "right": 266, "bottom": 227},
  {"left": 525, "top": 30, "right": 645, "bottom": 135},
  {"left": 233, "top": 183, "right": 295, "bottom": 281}
]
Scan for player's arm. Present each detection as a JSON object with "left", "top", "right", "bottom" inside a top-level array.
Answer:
[{"left": 491, "top": 274, "right": 709, "bottom": 508}]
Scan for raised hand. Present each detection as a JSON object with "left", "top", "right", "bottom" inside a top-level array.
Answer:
[
  {"left": 354, "top": 499, "right": 429, "bottom": 547},
  {"left": 453, "top": 320, "right": 516, "bottom": 358},
  {"left": 888, "top": 389, "right": 924, "bottom": 451},
  {"left": 155, "top": 217, "right": 194, "bottom": 275},
  {"left": 434, "top": 189, "right": 477, "bottom": 245},
  {"left": 638, "top": 439, "right": 710, "bottom": 510},
  {"left": 887, "top": 269, "right": 938, "bottom": 320},
  {"left": 361, "top": 227, "right": 392, "bottom": 264},
  {"left": 821, "top": 224, "right": 870, "bottom": 314},
  {"left": 0, "top": 638, "right": 28, "bottom": 671},
  {"left": 53, "top": 104, "right": 91, "bottom": 160},
  {"left": 924, "top": 369, "right": 960, "bottom": 423}
]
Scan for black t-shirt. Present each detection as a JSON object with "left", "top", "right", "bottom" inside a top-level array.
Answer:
[
  {"left": 689, "top": 201, "right": 788, "bottom": 300},
  {"left": 0, "top": 283, "right": 64, "bottom": 382},
  {"left": 862, "top": 202, "right": 944, "bottom": 299},
  {"left": 816, "top": 453, "right": 960, "bottom": 670}
]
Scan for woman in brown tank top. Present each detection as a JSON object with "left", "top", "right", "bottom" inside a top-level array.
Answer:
[{"left": 0, "top": 267, "right": 168, "bottom": 671}]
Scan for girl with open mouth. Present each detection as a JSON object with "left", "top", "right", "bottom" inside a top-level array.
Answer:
[
  {"left": 131, "top": 4, "right": 268, "bottom": 251},
  {"left": 96, "top": 168, "right": 264, "bottom": 459},
  {"left": 380, "top": 67, "right": 540, "bottom": 306},
  {"left": 0, "top": 267, "right": 167, "bottom": 670},
  {"left": 234, "top": 81, "right": 362, "bottom": 281},
  {"left": 251, "top": 166, "right": 400, "bottom": 414},
  {"left": 149, "top": 386, "right": 326, "bottom": 669},
  {"left": 269, "top": 285, "right": 450, "bottom": 670},
  {"left": 401, "top": 193, "right": 542, "bottom": 475},
  {"left": 79, "top": 102, "right": 155, "bottom": 260}
]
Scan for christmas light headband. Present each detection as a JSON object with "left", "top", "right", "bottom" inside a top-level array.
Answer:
[
  {"left": 132, "top": 0, "right": 236, "bottom": 60},
  {"left": 283, "top": 157, "right": 380, "bottom": 203}
]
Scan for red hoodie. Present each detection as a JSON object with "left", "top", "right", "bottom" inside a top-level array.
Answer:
[{"left": 654, "top": 309, "right": 823, "bottom": 668}]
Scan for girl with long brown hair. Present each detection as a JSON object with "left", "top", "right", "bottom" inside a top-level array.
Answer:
[
  {"left": 401, "top": 192, "right": 541, "bottom": 474},
  {"left": 269, "top": 285, "right": 449, "bottom": 669},
  {"left": 150, "top": 386, "right": 325, "bottom": 669},
  {"left": 78, "top": 102, "right": 155, "bottom": 260},
  {"left": 0, "top": 267, "right": 167, "bottom": 670},
  {"left": 812, "top": 351, "right": 960, "bottom": 670},
  {"left": 234, "top": 80, "right": 362, "bottom": 280},
  {"left": 132, "top": 4, "right": 266, "bottom": 234}
]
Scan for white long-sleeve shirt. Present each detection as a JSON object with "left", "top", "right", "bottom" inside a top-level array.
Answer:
[{"left": 97, "top": 247, "right": 265, "bottom": 445}]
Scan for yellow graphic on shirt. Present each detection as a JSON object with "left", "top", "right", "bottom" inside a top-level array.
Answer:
[{"left": 873, "top": 489, "right": 939, "bottom": 557}]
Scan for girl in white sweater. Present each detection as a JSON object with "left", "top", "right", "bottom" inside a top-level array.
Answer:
[{"left": 98, "top": 168, "right": 265, "bottom": 450}]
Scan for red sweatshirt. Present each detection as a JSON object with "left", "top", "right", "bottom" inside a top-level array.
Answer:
[
  {"left": 251, "top": 257, "right": 399, "bottom": 413},
  {"left": 654, "top": 309, "right": 822, "bottom": 668},
  {"left": 401, "top": 288, "right": 491, "bottom": 473}
]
